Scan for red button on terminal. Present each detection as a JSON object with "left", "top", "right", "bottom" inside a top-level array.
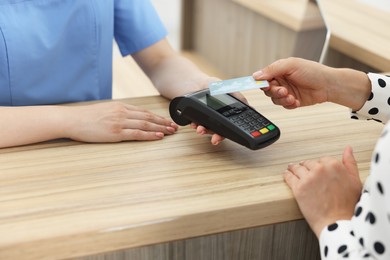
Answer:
[{"left": 251, "top": 131, "right": 261, "bottom": 138}]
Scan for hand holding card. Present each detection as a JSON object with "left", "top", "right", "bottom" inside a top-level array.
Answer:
[{"left": 208, "top": 76, "right": 269, "bottom": 96}]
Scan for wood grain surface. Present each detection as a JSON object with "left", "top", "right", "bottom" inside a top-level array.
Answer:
[
  {"left": 0, "top": 90, "right": 383, "bottom": 259},
  {"left": 320, "top": 0, "right": 390, "bottom": 71}
]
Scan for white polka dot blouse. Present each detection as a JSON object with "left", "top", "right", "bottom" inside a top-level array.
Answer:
[{"left": 320, "top": 73, "right": 390, "bottom": 259}]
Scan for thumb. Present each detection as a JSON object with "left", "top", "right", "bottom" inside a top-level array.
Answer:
[
  {"left": 342, "top": 146, "right": 359, "bottom": 178},
  {"left": 253, "top": 59, "right": 285, "bottom": 81}
]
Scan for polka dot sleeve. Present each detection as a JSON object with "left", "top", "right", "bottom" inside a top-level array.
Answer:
[
  {"left": 351, "top": 73, "right": 390, "bottom": 124},
  {"left": 319, "top": 73, "right": 390, "bottom": 259}
]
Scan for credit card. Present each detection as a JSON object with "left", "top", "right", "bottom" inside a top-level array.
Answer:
[{"left": 208, "top": 76, "right": 269, "bottom": 96}]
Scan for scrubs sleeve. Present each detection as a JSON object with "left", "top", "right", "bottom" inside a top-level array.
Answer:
[{"left": 114, "top": 0, "right": 168, "bottom": 56}]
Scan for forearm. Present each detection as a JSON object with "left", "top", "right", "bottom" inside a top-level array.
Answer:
[
  {"left": 0, "top": 106, "right": 71, "bottom": 148},
  {"left": 132, "top": 39, "right": 218, "bottom": 99},
  {"left": 148, "top": 54, "right": 218, "bottom": 99},
  {"left": 327, "top": 67, "right": 371, "bottom": 111}
]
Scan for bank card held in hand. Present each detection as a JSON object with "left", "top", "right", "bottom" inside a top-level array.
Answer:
[{"left": 208, "top": 76, "right": 269, "bottom": 96}]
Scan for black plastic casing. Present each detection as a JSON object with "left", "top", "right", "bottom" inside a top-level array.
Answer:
[{"left": 169, "top": 89, "right": 280, "bottom": 150}]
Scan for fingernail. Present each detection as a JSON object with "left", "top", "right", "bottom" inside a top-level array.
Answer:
[
  {"left": 252, "top": 70, "right": 264, "bottom": 79},
  {"left": 166, "top": 126, "right": 176, "bottom": 132},
  {"left": 156, "top": 132, "right": 164, "bottom": 138},
  {"left": 286, "top": 95, "right": 295, "bottom": 105},
  {"left": 278, "top": 88, "right": 287, "bottom": 96}
]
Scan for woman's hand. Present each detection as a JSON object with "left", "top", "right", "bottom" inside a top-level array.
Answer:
[
  {"left": 253, "top": 57, "right": 371, "bottom": 111},
  {"left": 65, "top": 101, "right": 178, "bottom": 143},
  {"left": 284, "top": 146, "right": 363, "bottom": 237},
  {"left": 253, "top": 57, "right": 332, "bottom": 109}
]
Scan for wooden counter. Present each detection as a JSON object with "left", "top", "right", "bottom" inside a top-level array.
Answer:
[
  {"left": 0, "top": 90, "right": 383, "bottom": 259},
  {"left": 232, "top": 0, "right": 324, "bottom": 31},
  {"left": 320, "top": 0, "right": 390, "bottom": 72}
]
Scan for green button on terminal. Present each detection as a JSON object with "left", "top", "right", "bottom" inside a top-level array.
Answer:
[{"left": 267, "top": 124, "right": 276, "bottom": 131}]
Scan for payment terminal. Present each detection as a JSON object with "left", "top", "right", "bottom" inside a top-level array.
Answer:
[{"left": 169, "top": 89, "right": 280, "bottom": 150}]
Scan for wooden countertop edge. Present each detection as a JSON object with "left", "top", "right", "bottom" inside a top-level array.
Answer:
[
  {"left": 322, "top": 0, "right": 390, "bottom": 72},
  {"left": 330, "top": 35, "right": 390, "bottom": 72},
  {"left": 232, "top": 0, "right": 325, "bottom": 31},
  {"left": 0, "top": 197, "right": 302, "bottom": 259}
]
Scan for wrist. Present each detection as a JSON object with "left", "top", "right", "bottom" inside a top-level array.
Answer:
[
  {"left": 54, "top": 106, "right": 80, "bottom": 140},
  {"left": 328, "top": 68, "right": 371, "bottom": 110},
  {"left": 312, "top": 211, "right": 354, "bottom": 238}
]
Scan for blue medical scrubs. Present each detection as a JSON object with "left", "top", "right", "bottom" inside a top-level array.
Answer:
[{"left": 0, "top": 0, "right": 167, "bottom": 106}]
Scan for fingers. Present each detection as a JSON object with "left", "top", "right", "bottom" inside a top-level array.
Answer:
[
  {"left": 272, "top": 95, "right": 300, "bottom": 109},
  {"left": 342, "top": 146, "right": 360, "bottom": 178},
  {"left": 284, "top": 100, "right": 301, "bottom": 109},
  {"left": 193, "top": 125, "right": 225, "bottom": 145},
  {"left": 121, "top": 129, "right": 165, "bottom": 141},
  {"left": 299, "top": 159, "right": 318, "bottom": 170},
  {"left": 283, "top": 170, "right": 299, "bottom": 189},
  {"left": 263, "top": 85, "right": 288, "bottom": 98},
  {"left": 262, "top": 84, "right": 299, "bottom": 108},
  {"left": 261, "top": 78, "right": 299, "bottom": 108},
  {"left": 195, "top": 125, "right": 207, "bottom": 135},
  {"left": 285, "top": 151, "right": 358, "bottom": 182},
  {"left": 211, "top": 134, "right": 224, "bottom": 145},
  {"left": 108, "top": 103, "right": 178, "bottom": 140},
  {"left": 125, "top": 108, "right": 178, "bottom": 128},
  {"left": 287, "top": 162, "right": 310, "bottom": 179},
  {"left": 119, "top": 105, "right": 179, "bottom": 135},
  {"left": 122, "top": 119, "right": 177, "bottom": 134},
  {"left": 111, "top": 119, "right": 174, "bottom": 142},
  {"left": 284, "top": 160, "right": 318, "bottom": 191},
  {"left": 120, "top": 117, "right": 176, "bottom": 141},
  {"left": 253, "top": 58, "right": 293, "bottom": 81}
]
